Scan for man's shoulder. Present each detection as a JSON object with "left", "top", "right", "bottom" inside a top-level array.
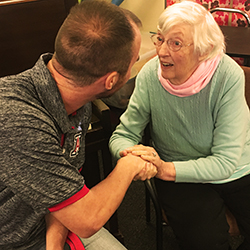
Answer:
[{"left": 0, "top": 54, "right": 57, "bottom": 129}]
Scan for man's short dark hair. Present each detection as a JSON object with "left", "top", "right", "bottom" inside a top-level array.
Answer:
[{"left": 54, "top": 0, "right": 141, "bottom": 85}]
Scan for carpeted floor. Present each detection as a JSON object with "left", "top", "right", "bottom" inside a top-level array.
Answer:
[{"left": 117, "top": 180, "right": 244, "bottom": 250}]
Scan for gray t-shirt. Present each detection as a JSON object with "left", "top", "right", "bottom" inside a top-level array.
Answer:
[{"left": 0, "top": 53, "right": 91, "bottom": 249}]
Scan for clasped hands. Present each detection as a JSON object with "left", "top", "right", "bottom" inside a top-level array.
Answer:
[{"left": 119, "top": 144, "right": 161, "bottom": 181}]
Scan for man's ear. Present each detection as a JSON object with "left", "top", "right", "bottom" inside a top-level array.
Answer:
[{"left": 105, "top": 72, "right": 119, "bottom": 90}]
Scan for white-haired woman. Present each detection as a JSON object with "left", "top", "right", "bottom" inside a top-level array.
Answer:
[{"left": 110, "top": 1, "right": 250, "bottom": 249}]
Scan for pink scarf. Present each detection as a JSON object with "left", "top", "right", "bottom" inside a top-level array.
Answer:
[{"left": 158, "top": 55, "right": 221, "bottom": 97}]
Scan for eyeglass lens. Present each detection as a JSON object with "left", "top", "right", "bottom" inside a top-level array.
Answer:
[{"left": 151, "top": 34, "right": 182, "bottom": 52}]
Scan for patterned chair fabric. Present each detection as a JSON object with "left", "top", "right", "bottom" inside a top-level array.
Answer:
[{"left": 166, "top": 0, "right": 250, "bottom": 27}]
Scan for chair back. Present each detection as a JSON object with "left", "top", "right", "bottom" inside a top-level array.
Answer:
[
  {"left": 210, "top": 7, "right": 250, "bottom": 27},
  {"left": 165, "top": 0, "right": 250, "bottom": 27},
  {"left": 242, "top": 66, "right": 250, "bottom": 107}
]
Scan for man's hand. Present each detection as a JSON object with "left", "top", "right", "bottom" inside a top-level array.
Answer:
[
  {"left": 119, "top": 145, "right": 158, "bottom": 181},
  {"left": 133, "top": 161, "right": 157, "bottom": 181}
]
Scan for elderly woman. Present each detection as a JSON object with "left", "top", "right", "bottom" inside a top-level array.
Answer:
[{"left": 109, "top": 1, "right": 250, "bottom": 250}]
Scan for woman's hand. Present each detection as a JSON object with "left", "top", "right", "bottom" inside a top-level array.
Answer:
[
  {"left": 119, "top": 145, "right": 158, "bottom": 181},
  {"left": 120, "top": 144, "right": 162, "bottom": 167},
  {"left": 120, "top": 144, "right": 176, "bottom": 181}
]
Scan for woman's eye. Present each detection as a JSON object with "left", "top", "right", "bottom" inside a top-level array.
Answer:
[
  {"left": 157, "top": 36, "right": 163, "bottom": 42},
  {"left": 174, "top": 41, "right": 181, "bottom": 46}
]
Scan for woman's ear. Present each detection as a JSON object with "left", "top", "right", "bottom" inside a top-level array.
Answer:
[
  {"left": 198, "top": 45, "right": 214, "bottom": 62},
  {"left": 105, "top": 72, "right": 119, "bottom": 90},
  {"left": 198, "top": 53, "right": 208, "bottom": 63}
]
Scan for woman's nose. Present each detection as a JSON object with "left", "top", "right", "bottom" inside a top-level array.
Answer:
[{"left": 157, "top": 42, "right": 170, "bottom": 57}]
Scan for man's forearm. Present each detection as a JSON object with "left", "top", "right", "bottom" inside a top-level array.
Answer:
[
  {"left": 45, "top": 213, "right": 68, "bottom": 250},
  {"left": 51, "top": 153, "right": 150, "bottom": 238}
]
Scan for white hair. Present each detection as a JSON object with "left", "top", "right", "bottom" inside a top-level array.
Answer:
[{"left": 158, "top": 0, "right": 225, "bottom": 60}]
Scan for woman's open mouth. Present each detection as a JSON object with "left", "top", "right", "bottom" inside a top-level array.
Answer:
[{"left": 162, "top": 62, "right": 174, "bottom": 67}]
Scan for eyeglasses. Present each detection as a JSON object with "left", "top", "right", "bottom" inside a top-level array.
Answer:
[{"left": 150, "top": 34, "right": 192, "bottom": 52}]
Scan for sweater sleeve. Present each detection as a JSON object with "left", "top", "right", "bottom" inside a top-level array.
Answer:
[
  {"left": 109, "top": 63, "right": 152, "bottom": 160},
  {"left": 174, "top": 61, "right": 248, "bottom": 183}
]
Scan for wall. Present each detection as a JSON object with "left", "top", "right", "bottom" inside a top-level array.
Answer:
[{"left": 120, "top": 0, "right": 165, "bottom": 33}]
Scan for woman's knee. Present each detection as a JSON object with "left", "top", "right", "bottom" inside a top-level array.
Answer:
[
  {"left": 175, "top": 221, "right": 230, "bottom": 250},
  {"left": 157, "top": 181, "right": 230, "bottom": 250}
]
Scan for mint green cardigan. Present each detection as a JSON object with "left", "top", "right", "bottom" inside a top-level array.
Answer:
[{"left": 109, "top": 54, "right": 250, "bottom": 183}]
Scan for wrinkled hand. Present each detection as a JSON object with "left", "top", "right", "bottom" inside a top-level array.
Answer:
[
  {"left": 120, "top": 145, "right": 176, "bottom": 181},
  {"left": 120, "top": 144, "right": 161, "bottom": 181},
  {"left": 117, "top": 153, "right": 156, "bottom": 180},
  {"left": 120, "top": 144, "right": 163, "bottom": 169},
  {"left": 133, "top": 161, "right": 157, "bottom": 181}
]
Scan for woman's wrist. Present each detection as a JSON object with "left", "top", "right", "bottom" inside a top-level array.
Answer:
[{"left": 156, "top": 161, "right": 176, "bottom": 181}]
